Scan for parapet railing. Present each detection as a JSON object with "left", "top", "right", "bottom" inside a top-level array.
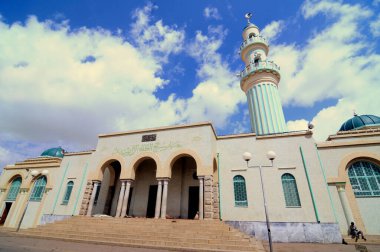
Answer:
[{"left": 240, "top": 61, "right": 281, "bottom": 79}]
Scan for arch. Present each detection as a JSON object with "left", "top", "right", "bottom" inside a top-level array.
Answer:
[
  {"left": 30, "top": 176, "right": 47, "bottom": 202},
  {"left": 93, "top": 154, "right": 127, "bottom": 181},
  {"left": 248, "top": 32, "right": 256, "bottom": 38},
  {"left": 165, "top": 149, "right": 203, "bottom": 178},
  {"left": 233, "top": 175, "right": 248, "bottom": 207},
  {"left": 337, "top": 151, "right": 380, "bottom": 233},
  {"left": 128, "top": 152, "right": 161, "bottom": 180},
  {"left": 281, "top": 173, "right": 301, "bottom": 207},
  {"left": 6, "top": 176, "right": 22, "bottom": 201},
  {"left": 348, "top": 160, "right": 380, "bottom": 197},
  {"left": 62, "top": 181, "right": 74, "bottom": 205}
]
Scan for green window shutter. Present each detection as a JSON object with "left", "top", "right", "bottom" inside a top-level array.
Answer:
[
  {"left": 6, "top": 177, "right": 22, "bottom": 201},
  {"left": 233, "top": 175, "right": 248, "bottom": 207},
  {"left": 62, "top": 181, "right": 74, "bottom": 205},
  {"left": 30, "top": 176, "right": 47, "bottom": 201},
  {"left": 281, "top": 173, "right": 301, "bottom": 207},
  {"left": 348, "top": 161, "right": 380, "bottom": 197}
]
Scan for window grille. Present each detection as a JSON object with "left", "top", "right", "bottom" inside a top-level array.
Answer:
[
  {"left": 281, "top": 173, "right": 301, "bottom": 207},
  {"left": 6, "top": 177, "right": 22, "bottom": 201},
  {"left": 348, "top": 161, "right": 380, "bottom": 197},
  {"left": 62, "top": 181, "right": 74, "bottom": 205},
  {"left": 233, "top": 175, "right": 248, "bottom": 207},
  {"left": 30, "top": 176, "right": 47, "bottom": 201}
]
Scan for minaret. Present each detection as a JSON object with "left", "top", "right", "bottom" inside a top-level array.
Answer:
[{"left": 240, "top": 13, "right": 287, "bottom": 135}]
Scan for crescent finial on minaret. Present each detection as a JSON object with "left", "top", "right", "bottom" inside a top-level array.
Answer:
[{"left": 245, "top": 13, "right": 252, "bottom": 24}]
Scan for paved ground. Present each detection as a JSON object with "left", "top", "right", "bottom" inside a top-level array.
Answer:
[{"left": 1, "top": 232, "right": 380, "bottom": 252}]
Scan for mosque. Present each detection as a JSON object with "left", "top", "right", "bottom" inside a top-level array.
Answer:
[{"left": 0, "top": 15, "right": 379, "bottom": 244}]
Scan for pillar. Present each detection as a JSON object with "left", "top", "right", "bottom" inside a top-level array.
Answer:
[
  {"left": 160, "top": 179, "right": 169, "bottom": 219},
  {"left": 86, "top": 181, "right": 100, "bottom": 217},
  {"left": 120, "top": 180, "right": 132, "bottom": 218},
  {"left": 115, "top": 180, "right": 126, "bottom": 218},
  {"left": 154, "top": 180, "right": 163, "bottom": 219},
  {"left": 337, "top": 183, "right": 354, "bottom": 228},
  {"left": 199, "top": 177, "right": 204, "bottom": 220}
]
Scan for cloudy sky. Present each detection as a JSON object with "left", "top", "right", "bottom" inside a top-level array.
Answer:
[{"left": 0, "top": 0, "right": 379, "bottom": 169}]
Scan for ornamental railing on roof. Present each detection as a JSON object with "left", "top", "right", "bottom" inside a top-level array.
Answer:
[
  {"left": 240, "top": 60, "right": 281, "bottom": 79},
  {"left": 240, "top": 35, "right": 268, "bottom": 51}
]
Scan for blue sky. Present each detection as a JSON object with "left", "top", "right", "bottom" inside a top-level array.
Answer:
[{"left": 0, "top": 0, "right": 380, "bottom": 169}]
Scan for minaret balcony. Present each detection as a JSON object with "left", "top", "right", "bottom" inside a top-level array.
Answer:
[
  {"left": 240, "top": 61, "right": 281, "bottom": 79},
  {"left": 240, "top": 35, "right": 268, "bottom": 52}
]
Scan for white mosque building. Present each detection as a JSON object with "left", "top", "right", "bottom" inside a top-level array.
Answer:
[{"left": 0, "top": 16, "right": 379, "bottom": 244}]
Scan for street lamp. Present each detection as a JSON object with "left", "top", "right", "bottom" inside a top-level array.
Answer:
[
  {"left": 16, "top": 169, "right": 49, "bottom": 232},
  {"left": 242, "top": 150, "right": 276, "bottom": 252}
]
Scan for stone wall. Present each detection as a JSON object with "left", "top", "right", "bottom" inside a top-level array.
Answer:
[
  {"left": 213, "top": 182, "right": 219, "bottom": 219},
  {"left": 204, "top": 175, "right": 213, "bottom": 219},
  {"left": 79, "top": 181, "right": 93, "bottom": 215},
  {"left": 226, "top": 221, "right": 342, "bottom": 243}
]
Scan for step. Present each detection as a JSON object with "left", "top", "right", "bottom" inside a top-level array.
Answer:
[
  {"left": 18, "top": 233, "right": 256, "bottom": 252},
  {"left": 21, "top": 230, "right": 252, "bottom": 246},
  {"left": 18, "top": 216, "right": 259, "bottom": 251}
]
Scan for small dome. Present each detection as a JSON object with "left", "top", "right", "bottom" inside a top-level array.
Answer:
[
  {"left": 243, "top": 22, "right": 258, "bottom": 31},
  {"left": 339, "top": 114, "right": 380, "bottom": 131},
  {"left": 41, "top": 147, "right": 65, "bottom": 158}
]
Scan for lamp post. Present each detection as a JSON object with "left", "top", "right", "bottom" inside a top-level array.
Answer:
[
  {"left": 16, "top": 169, "right": 49, "bottom": 232},
  {"left": 242, "top": 151, "right": 276, "bottom": 252}
]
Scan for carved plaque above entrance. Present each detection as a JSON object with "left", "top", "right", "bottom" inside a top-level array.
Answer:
[{"left": 142, "top": 134, "right": 157, "bottom": 142}]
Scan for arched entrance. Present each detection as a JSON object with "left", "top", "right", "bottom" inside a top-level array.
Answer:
[
  {"left": 93, "top": 161, "right": 121, "bottom": 216},
  {"left": 129, "top": 158, "right": 157, "bottom": 218},
  {"left": 167, "top": 156, "right": 198, "bottom": 219},
  {"left": 0, "top": 176, "right": 22, "bottom": 225}
]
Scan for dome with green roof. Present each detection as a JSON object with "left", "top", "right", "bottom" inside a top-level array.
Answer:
[
  {"left": 41, "top": 147, "right": 65, "bottom": 158},
  {"left": 339, "top": 114, "right": 380, "bottom": 131}
]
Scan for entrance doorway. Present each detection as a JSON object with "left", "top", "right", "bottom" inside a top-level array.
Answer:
[
  {"left": 146, "top": 185, "right": 158, "bottom": 218},
  {"left": 188, "top": 186, "right": 199, "bottom": 219},
  {"left": 0, "top": 202, "right": 12, "bottom": 225}
]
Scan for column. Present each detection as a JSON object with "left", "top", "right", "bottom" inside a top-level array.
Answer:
[
  {"left": 120, "top": 180, "right": 132, "bottom": 218},
  {"left": 86, "top": 181, "right": 99, "bottom": 217},
  {"left": 154, "top": 180, "right": 163, "bottom": 219},
  {"left": 160, "top": 179, "right": 169, "bottom": 219},
  {"left": 115, "top": 180, "right": 126, "bottom": 218},
  {"left": 337, "top": 183, "right": 354, "bottom": 228},
  {"left": 199, "top": 177, "right": 204, "bottom": 220}
]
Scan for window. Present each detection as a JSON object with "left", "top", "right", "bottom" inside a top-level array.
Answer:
[
  {"left": 348, "top": 161, "right": 380, "bottom": 197},
  {"left": 281, "top": 173, "right": 301, "bottom": 207},
  {"left": 248, "top": 33, "right": 256, "bottom": 38},
  {"left": 6, "top": 177, "right": 22, "bottom": 201},
  {"left": 62, "top": 181, "right": 74, "bottom": 205},
  {"left": 233, "top": 175, "right": 248, "bottom": 207},
  {"left": 30, "top": 176, "right": 47, "bottom": 201}
]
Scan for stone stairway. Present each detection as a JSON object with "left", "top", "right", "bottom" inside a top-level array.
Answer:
[
  {"left": 18, "top": 216, "right": 264, "bottom": 252},
  {"left": 343, "top": 235, "right": 380, "bottom": 245}
]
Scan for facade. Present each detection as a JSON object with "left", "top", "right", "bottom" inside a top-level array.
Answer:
[{"left": 0, "top": 16, "right": 379, "bottom": 244}]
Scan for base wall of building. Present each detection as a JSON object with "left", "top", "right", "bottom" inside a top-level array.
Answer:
[
  {"left": 40, "top": 214, "right": 72, "bottom": 225},
  {"left": 225, "top": 221, "right": 342, "bottom": 243}
]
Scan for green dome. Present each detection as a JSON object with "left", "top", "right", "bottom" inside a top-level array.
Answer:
[
  {"left": 339, "top": 114, "right": 380, "bottom": 131},
  {"left": 41, "top": 147, "right": 65, "bottom": 158}
]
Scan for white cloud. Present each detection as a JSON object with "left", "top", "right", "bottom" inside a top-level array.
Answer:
[
  {"left": 373, "top": 0, "right": 380, "bottom": 6},
  {"left": 370, "top": 15, "right": 380, "bottom": 37},
  {"left": 185, "top": 26, "right": 245, "bottom": 127},
  {"left": 0, "top": 4, "right": 245, "bottom": 170},
  {"left": 130, "top": 2, "right": 185, "bottom": 63},
  {"left": 287, "top": 119, "right": 309, "bottom": 132},
  {"left": 261, "top": 20, "right": 284, "bottom": 41},
  {"left": 268, "top": 0, "right": 380, "bottom": 140},
  {"left": 204, "top": 7, "right": 221, "bottom": 20}
]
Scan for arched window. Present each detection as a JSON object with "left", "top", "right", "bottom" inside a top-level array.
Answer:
[
  {"left": 30, "top": 176, "right": 47, "bottom": 201},
  {"left": 62, "top": 181, "right": 74, "bottom": 205},
  {"left": 348, "top": 160, "right": 380, "bottom": 197},
  {"left": 233, "top": 175, "right": 248, "bottom": 207},
  {"left": 6, "top": 177, "right": 22, "bottom": 201},
  {"left": 281, "top": 173, "right": 301, "bottom": 207}
]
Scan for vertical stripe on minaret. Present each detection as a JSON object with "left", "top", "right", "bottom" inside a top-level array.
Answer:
[{"left": 239, "top": 17, "right": 288, "bottom": 135}]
